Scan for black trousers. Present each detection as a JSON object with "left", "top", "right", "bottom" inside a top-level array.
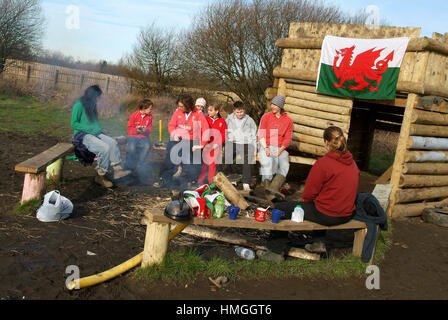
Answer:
[
  {"left": 225, "top": 142, "right": 255, "bottom": 184},
  {"left": 267, "top": 201, "right": 353, "bottom": 253},
  {"left": 160, "top": 140, "right": 201, "bottom": 185}
]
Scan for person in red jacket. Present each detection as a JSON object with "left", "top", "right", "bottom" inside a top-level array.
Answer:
[
  {"left": 160, "top": 94, "right": 209, "bottom": 188},
  {"left": 264, "top": 126, "right": 360, "bottom": 260},
  {"left": 124, "top": 98, "right": 153, "bottom": 177},
  {"left": 197, "top": 103, "right": 226, "bottom": 185}
]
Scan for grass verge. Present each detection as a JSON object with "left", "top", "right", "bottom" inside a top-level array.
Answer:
[
  {"left": 14, "top": 199, "right": 41, "bottom": 216},
  {"left": 135, "top": 222, "right": 393, "bottom": 285}
]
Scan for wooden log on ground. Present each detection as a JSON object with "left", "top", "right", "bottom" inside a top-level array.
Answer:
[
  {"left": 181, "top": 225, "right": 320, "bottom": 261},
  {"left": 213, "top": 172, "right": 249, "bottom": 210},
  {"left": 289, "top": 141, "right": 327, "bottom": 156},
  {"left": 374, "top": 166, "right": 393, "bottom": 184},
  {"left": 410, "top": 124, "right": 448, "bottom": 138},
  {"left": 21, "top": 172, "right": 46, "bottom": 204},
  {"left": 392, "top": 198, "right": 448, "bottom": 218},
  {"left": 403, "top": 162, "right": 448, "bottom": 175},
  {"left": 399, "top": 174, "right": 448, "bottom": 188},
  {"left": 405, "top": 151, "right": 448, "bottom": 162},
  {"left": 284, "top": 103, "right": 351, "bottom": 123},
  {"left": 285, "top": 88, "right": 353, "bottom": 108},
  {"left": 292, "top": 132, "right": 325, "bottom": 147},
  {"left": 395, "top": 186, "right": 448, "bottom": 204},
  {"left": 411, "top": 109, "right": 448, "bottom": 125},
  {"left": 407, "top": 136, "right": 448, "bottom": 150},
  {"left": 285, "top": 96, "right": 352, "bottom": 115},
  {"left": 288, "top": 113, "right": 349, "bottom": 133},
  {"left": 294, "top": 124, "right": 325, "bottom": 138}
]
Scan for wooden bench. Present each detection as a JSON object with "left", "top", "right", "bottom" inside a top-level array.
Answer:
[
  {"left": 15, "top": 143, "right": 74, "bottom": 204},
  {"left": 141, "top": 184, "right": 392, "bottom": 266}
]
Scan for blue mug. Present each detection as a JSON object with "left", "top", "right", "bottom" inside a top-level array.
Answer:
[
  {"left": 271, "top": 209, "right": 285, "bottom": 224},
  {"left": 228, "top": 206, "right": 240, "bottom": 220}
]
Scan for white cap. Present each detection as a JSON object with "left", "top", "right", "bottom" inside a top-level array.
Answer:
[{"left": 195, "top": 98, "right": 207, "bottom": 107}]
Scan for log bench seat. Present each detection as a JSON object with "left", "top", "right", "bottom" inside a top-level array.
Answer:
[
  {"left": 141, "top": 184, "right": 392, "bottom": 266},
  {"left": 141, "top": 209, "right": 366, "bottom": 266},
  {"left": 15, "top": 143, "right": 74, "bottom": 204}
]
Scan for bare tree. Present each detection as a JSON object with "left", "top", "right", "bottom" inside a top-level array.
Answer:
[
  {"left": 123, "top": 23, "right": 180, "bottom": 94},
  {"left": 181, "top": 0, "right": 367, "bottom": 121},
  {"left": 0, "top": 0, "right": 45, "bottom": 74}
]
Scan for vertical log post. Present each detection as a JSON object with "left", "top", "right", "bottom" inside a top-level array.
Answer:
[
  {"left": 26, "top": 65, "right": 31, "bottom": 82},
  {"left": 106, "top": 77, "right": 110, "bottom": 94},
  {"left": 54, "top": 69, "right": 59, "bottom": 88},
  {"left": 80, "top": 74, "right": 85, "bottom": 88},
  {"left": 21, "top": 172, "right": 46, "bottom": 204},
  {"left": 389, "top": 93, "right": 420, "bottom": 218},
  {"left": 142, "top": 221, "right": 170, "bottom": 267}
]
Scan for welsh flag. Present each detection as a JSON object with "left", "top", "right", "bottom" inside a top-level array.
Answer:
[{"left": 316, "top": 36, "right": 410, "bottom": 100}]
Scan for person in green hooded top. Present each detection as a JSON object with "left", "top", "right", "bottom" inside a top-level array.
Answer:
[{"left": 71, "top": 85, "right": 130, "bottom": 187}]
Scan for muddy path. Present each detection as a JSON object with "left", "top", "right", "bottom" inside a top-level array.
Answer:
[{"left": 0, "top": 133, "right": 446, "bottom": 300}]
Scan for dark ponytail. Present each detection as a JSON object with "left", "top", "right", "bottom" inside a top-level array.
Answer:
[{"left": 80, "top": 85, "right": 102, "bottom": 122}]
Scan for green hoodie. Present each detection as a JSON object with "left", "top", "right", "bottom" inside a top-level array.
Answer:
[{"left": 71, "top": 99, "right": 102, "bottom": 136}]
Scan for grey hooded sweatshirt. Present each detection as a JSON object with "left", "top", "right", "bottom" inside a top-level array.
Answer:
[{"left": 225, "top": 113, "right": 257, "bottom": 148}]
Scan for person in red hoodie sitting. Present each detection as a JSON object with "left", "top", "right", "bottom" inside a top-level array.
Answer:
[
  {"left": 159, "top": 94, "right": 209, "bottom": 188},
  {"left": 264, "top": 126, "right": 360, "bottom": 260},
  {"left": 124, "top": 98, "right": 153, "bottom": 178},
  {"left": 196, "top": 103, "right": 226, "bottom": 185}
]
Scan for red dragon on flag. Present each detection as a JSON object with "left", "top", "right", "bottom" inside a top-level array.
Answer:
[{"left": 331, "top": 46, "right": 395, "bottom": 92}]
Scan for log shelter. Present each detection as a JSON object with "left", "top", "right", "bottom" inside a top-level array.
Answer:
[{"left": 265, "top": 23, "right": 448, "bottom": 219}]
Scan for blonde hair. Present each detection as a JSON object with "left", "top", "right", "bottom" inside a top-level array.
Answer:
[{"left": 323, "top": 126, "right": 347, "bottom": 153}]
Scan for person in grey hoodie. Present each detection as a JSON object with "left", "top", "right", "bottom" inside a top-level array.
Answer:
[{"left": 224, "top": 101, "right": 258, "bottom": 190}]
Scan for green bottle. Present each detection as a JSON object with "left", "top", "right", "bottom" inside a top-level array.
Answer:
[{"left": 214, "top": 193, "right": 225, "bottom": 218}]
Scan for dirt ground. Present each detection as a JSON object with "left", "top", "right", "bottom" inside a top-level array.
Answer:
[{"left": 0, "top": 132, "right": 447, "bottom": 301}]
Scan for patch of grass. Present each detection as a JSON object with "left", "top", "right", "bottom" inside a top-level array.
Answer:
[
  {"left": 369, "top": 150, "right": 395, "bottom": 176},
  {"left": 135, "top": 226, "right": 393, "bottom": 285},
  {"left": 15, "top": 199, "right": 41, "bottom": 216},
  {"left": 0, "top": 94, "right": 72, "bottom": 138}
]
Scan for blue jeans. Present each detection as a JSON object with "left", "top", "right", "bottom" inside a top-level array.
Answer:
[
  {"left": 124, "top": 137, "right": 151, "bottom": 171},
  {"left": 258, "top": 145, "right": 290, "bottom": 181},
  {"left": 82, "top": 133, "right": 122, "bottom": 173}
]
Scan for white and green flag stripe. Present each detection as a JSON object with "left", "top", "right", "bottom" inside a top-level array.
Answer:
[{"left": 316, "top": 36, "right": 410, "bottom": 100}]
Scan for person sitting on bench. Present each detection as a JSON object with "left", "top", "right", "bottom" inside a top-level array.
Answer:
[
  {"left": 268, "top": 126, "right": 360, "bottom": 257},
  {"left": 71, "top": 85, "right": 131, "bottom": 188},
  {"left": 124, "top": 98, "right": 153, "bottom": 181}
]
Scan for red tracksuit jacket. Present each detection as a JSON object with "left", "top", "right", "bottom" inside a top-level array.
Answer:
[
  {"left": 127, "top": 110, "right": 152, "bottom": 138},
  {"left": 302, "top": 151, "right": 360, "bottom": 217},
  {"left": 168, "top": 108, "right": 209, "bottom": 146}
]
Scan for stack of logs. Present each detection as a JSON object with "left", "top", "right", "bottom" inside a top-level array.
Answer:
[
  {"left": 282, "top": 82, "right": 353, "bottom": 157},
  {"left": 393, "top": 99, "right": 448, "bottom": 217}
]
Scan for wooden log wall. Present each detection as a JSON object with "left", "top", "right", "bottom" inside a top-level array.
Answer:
[
  {"left": 390, "top": 95, "right": 448, "bottom": 218},
  {"left": 283, "top": 82, "right": 353, "bottom": 159}
]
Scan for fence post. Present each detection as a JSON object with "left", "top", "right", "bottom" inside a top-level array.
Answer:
[
  {"left": 54, "top": 69, "right": 59, "bottom": 88},
  {"left": 106, "top": 77, "right": 110, "bottom": 94},
  {"left": 26, "top": 65, "right": 31, "bottom": 82},
  {"left": 80, "top": 74, "right": 84, "bottom": 88}
]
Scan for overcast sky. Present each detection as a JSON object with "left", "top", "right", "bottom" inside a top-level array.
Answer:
[{"left": 41, "top": 0, "right": 448, "bottom": 64}]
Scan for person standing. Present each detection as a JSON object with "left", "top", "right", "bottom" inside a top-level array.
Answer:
[
  {"left": 225, "top": 101, "right": 258, "bottom": 191},
  {"left": 71, "top": 85, "right": 131, "bottom": 188},
  {"left": 257, "top": 95, "right": 293, "bottom": 199},
  {"left": 124, "top": 98, "right": 153, "bottom": 179},
  {"left": 197, "top": 103, "right": 226, "bottom": 185}
]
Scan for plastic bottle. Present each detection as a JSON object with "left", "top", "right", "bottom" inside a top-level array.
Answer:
[
  {"left": 235, "top": 247, "right": 255, "bottom": 260},
  {"left": 291, "top": 205, "right": 304, "bottom": 223},
  {"left": 214, "top": 193, "right": 225, "bottom": 218}
]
